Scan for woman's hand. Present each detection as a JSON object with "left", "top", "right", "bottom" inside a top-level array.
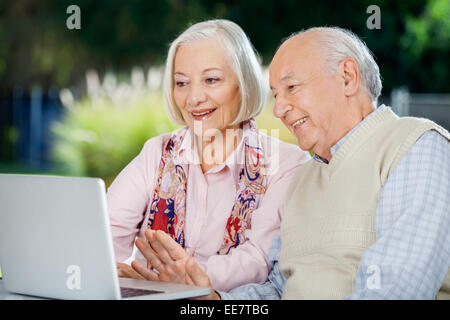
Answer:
[
  {"left": 132, "top": 229, "right": 191, "bottom": 284},
  {"left": 185, "top": 256, "right": 221, "bottom": 300},
  {"left": 132, "top": 229, "right": 220, "bottom": 300},
  {"left": 116, "top": 262, "right": 146, "bottom": 280}
]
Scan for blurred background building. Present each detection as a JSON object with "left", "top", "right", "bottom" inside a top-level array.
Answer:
[{"left": 0, "top": 0, "right": 449, "bottom": 184}]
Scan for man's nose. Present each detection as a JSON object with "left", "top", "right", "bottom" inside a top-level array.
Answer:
[
  {"left": 273, "top": 95, "right": 292, "bottom": 119},
  {"left": 187, "top": 82, "right": 207, "bottom": 106}
]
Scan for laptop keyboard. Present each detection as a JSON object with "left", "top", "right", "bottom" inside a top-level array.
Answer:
[{"left": 120, "top": 287, "right": 164, "bottom": 298}]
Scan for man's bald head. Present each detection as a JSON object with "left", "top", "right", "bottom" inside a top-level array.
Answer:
[
  {"left": 269, "top": 27, "right": 380, "bottom": 159},
  {"left": 272, "top": 27, "right": 382, "bottom": 105},
  {"left": 274, "top": 29, "right": 325, "bottom": 61}
]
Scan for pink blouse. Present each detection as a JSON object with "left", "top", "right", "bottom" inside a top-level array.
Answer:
[{"left": 107, "top": 127, "right": 310, "bottom": 292}]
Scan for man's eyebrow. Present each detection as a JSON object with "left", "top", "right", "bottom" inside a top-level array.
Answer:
[
  {"left": 270, "top": 72, "right": 299, "bottom": 91},
  {"left": 280, "top": 72, "right": 296, "bottom": 82}
]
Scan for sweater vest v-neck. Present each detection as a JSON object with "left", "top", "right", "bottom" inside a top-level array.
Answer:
[{"left": 280, "top": 107, "right": 450, "bottom": 299}]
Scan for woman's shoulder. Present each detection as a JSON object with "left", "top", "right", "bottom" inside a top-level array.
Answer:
[
  {"left": 140, "top": 128, "right": 186, "bottom": 156},
  {"left": 258, "top": 131, "right": 310, "bottom": 160},
  {"left": 141, "top": 132, "right": 172, "bottom": 152},
  {"left": 255, "top": 133, "right": 311, "bottom": 181},
  {"left": 135, "top": 130, "right": 183, "bottom": 171}
]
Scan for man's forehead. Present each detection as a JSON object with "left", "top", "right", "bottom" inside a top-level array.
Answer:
[
  {"left": 270, "top": 39, "right": 323, "bottom": 86},
  {"left": 269, "top": 70, "right": 302, "bottom": 91},
  {"left": 269, "top": 58, "right": 304, "bottom": 87},
  {"left": 280, "top": 71, "right": 296, "bottom": 81}
]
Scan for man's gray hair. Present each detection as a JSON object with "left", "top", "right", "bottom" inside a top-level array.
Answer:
[{"left": 289, "top": 27, "right": 382, "bottom": 106}]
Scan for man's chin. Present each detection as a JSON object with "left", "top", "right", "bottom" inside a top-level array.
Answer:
[{"left": 297, "top": 140, "right": 312, "bottom": 152}]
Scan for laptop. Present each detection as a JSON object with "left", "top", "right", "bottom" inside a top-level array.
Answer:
[{"left": 0, "top": 174, "right": 210, "bottom": 300}]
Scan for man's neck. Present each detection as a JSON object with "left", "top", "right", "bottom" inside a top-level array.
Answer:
[{"left": 314, "top": 101, "right": 375, "bottom": 162}]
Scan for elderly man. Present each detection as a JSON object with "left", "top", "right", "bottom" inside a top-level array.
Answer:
[{"left": 123, "top": 26, "right": 450, "bottom": 299}]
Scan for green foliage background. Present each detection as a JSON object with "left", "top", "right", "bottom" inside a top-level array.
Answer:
[
  {"left": 0, "top": 0, "right": 448, "bottom": 181},
  {"left": 1, "top": 0, "right": 449, "bottom": 92},
  {"left": 51, "top": 91, "right": 179, "bottom": 184}
]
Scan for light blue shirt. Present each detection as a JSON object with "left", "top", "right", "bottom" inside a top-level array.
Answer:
[{"left": 220, "top": 106, "right": 450, "bottom": 299}]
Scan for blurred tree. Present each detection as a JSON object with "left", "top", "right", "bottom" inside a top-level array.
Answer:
[
  {"left": 400, "top": 0, "right": 450, "bottom": 92},
  {"left": 0, "top": 0, "right": 448, "bottom": 93},
  {"left": 51, "top": 89, "right": 179, "bottom": 185}
]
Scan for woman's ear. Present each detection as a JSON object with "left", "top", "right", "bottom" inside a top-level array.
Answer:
[{"left": 339, "top": 58, "right": 360, "bottom": 97}]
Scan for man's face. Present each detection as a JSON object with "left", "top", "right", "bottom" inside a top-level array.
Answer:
[{"left": 269, "top": 36, "right": 347, "bottom": 156}]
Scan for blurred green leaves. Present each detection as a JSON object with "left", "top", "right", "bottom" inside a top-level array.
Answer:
[
  {"left": 402, "top": 0, "right": 450, "bottom": 59},
  {"left": 1, "top": 0, "right": 449, "bottom": 93},
  {"left": 51, "top": 70, "right": 179, "bottom": 185}
]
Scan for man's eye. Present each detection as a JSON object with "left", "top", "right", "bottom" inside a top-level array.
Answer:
[{"left": 288, "top": 84, "right": 296, "bottom": 90}]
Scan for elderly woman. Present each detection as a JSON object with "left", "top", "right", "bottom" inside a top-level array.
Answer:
[{"left": 107, "top": 19, "right": 310, "bottom": 292}]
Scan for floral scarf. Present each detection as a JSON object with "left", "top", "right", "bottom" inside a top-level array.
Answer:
[{"left": 147, "top": 119, "right": 267, "bottom": 255}]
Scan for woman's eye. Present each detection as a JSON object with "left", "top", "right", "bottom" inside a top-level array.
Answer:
[
  {"left": 205, "top": 78, "right": 219, "bottom": 84},
  {"left": 175, "top": 81, "right": 187, "bottom": 87}
]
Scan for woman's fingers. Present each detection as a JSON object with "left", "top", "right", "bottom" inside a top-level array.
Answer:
[
  {"left": 154, "top": 230, "right": 189, "bottom": 261},
  {"left": 135, "top": 237, "right": 165, "bottom": 273},
  {"left": 145, "top": 229, "right": 177, "bottom": 266},
  {"left": 116, "top": 262, "right": 146, "bottom": 280},
  {"left": 131, "top": 260, "right": 159, "bottom": 281},
  {"left": 135, "top": 230, "right": 193, "bottom": 285}
]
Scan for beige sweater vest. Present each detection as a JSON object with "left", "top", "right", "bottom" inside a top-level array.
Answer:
[{"left": 280, "top": 107, "right": 450, "bottom": 300}]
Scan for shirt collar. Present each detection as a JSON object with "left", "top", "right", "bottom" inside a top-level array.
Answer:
[
  {"left": 176, "top": 126, "right": 247, "bottom": 185},
  {"left": 177, "top": 128, "right": 201, "bottom": 165},
  {"left": 209, "top": 136, "right": 245, "bottom": 185}
]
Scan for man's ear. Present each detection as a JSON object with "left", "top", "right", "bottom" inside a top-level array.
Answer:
[{"left": 339, "top": 58, "right": 360, "bottom": 97}]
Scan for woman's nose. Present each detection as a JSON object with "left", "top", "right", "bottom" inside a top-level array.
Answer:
[{"left": 187, "top": 83, "right": 207, "bottom": 106}]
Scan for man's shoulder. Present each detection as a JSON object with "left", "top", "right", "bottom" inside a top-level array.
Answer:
[
  {"left": 395, "top": 115, "right": 449, "bottom": 137},
  {"left": 405, "top": 129, "right": 450, "bottom": 157},
  {"left": 391, "top": 116, "right": 450, "bottom": 153},
  {"left": 371, "top": 113, "right": 449, "bottom": 160}
]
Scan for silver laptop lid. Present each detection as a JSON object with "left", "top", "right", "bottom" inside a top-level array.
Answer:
[{"left": 0, "top": 174, "right": 121, "bottom": 299}]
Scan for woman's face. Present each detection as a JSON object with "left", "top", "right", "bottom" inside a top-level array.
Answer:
[{"left": 173, "top": 39, "right": 242, "bottom": 137}]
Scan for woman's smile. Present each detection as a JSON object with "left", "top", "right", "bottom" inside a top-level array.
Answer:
[{"left": 190, "top": 107, "right": 218, "bottom": 121}]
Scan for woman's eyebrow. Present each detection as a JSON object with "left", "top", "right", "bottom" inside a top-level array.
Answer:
[
  {"left": 202, "top": 67, "right": 223, "bottom": 73},
  {"left": 174, "top": 68, "right": 223, "bottom": 76}
]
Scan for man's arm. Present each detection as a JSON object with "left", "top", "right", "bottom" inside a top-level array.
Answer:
[
  {"left": 218, "top": 232, "right": 285, "bottom": 300},
  {"left": 346, "top": 130, "right": 450, "bottom": 299}
]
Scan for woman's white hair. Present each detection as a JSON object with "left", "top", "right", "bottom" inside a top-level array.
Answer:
[
  {"left": 162, "top": 19, "right": 266, "bottom": 125},
  {"left": 289, "top": 27, "right": 382, "bottom": 106}
]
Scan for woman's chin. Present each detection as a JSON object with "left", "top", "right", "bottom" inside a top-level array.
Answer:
[{"left": 191, "top": 126, "right": 221, "bottom": 139}]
